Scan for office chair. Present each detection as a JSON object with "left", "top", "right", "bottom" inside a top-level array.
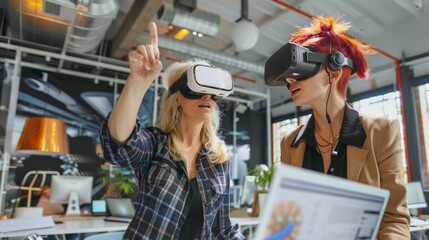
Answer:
[
  {"left": 84, "top": 231, "right": 125, "bottom": 240},
  {"left": 9, "top": 170, "right": 61, "bottom": 208},
  {"left": 21, "top": 170, "right": 60, "bottom": 187}
]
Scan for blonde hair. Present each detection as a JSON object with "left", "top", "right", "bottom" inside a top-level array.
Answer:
[{"left": 156, "top": 59, "right": 230, "bottom": 164}]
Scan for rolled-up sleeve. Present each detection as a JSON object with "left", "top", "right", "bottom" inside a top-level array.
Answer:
[{"left": 99, "top": 115, "right": 162, "bottom": 171}]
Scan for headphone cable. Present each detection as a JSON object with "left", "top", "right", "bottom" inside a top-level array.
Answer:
[{"left": 324, "top": 68, "right": 337, "bottom": 156}]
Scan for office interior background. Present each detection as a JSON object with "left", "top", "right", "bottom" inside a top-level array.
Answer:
[{"left": 1, "top": 0, "right": 429, "bottom": 220}]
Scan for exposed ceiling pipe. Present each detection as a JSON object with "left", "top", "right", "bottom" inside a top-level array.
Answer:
[
  {"left": 271, "top": 0, "right": 312, "bottom": 19},
  {"left": 138, "top": 33, "right": 264, "bottom": 75},
  {"left": 6, "top": 0, "right": 119, "bottom": 53},
  {"left": 232, "top": 75, "right": 256, "bottom": 84},
  {"left": 157, "top": 3, "right": 220, "bottom": 37},
  {"left": 173, "top": 0, "right": 196, "bottom": 11},
  {"left": 67, "top": 0, "right": 120, "bottom": 53}
]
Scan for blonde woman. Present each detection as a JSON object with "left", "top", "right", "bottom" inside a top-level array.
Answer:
[{"left": 100, "top": 21, "right": 244, "bottom": 240}]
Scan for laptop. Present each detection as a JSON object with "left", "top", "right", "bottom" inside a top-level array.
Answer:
[
  {"left": 104, "top": 198, "right": 135, "bottom": 223},
  {"left": 254, "top": 164, "right": 390, "bottom": 240},
  {"left": 406, "top": 181, "right": 429, "bottom": 226}
]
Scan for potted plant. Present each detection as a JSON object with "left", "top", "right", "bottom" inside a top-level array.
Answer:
[
  {"left": 248, "top": 164, "right": 277, "bottom": 191},
  {"left": 97, "top": 163, "right": 136, "bottom": 198},
  {"left": 247, "top": 163, "right": 277, "bottom": 217}
]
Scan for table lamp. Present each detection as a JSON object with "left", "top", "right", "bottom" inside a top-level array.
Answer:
[
  {"left": 11, "top": 117, "right": 69, "bottom": 218},
  {"left": 16, "top": 117, "right": 69, "bottom": 155}
]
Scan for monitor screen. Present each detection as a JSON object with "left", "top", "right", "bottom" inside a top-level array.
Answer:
[
  {"left": 91, "top": 199, "right": 107, "bottom": 216},
  {"left": 240, "top": 175, "right": 256, "bottom": 207},
  {"left": 407, "top": 181, "right": 427, "bottom": 209},
  {"left": 50, "top": 175, "right": 93, "bottom": 215}
]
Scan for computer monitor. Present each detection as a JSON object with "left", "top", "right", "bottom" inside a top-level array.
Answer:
[
  {"left": 407, "top": 181, "right": 427, "bottom": 216},
  {"left": 50, "top": 175, "right": 93, "bottom": 215},
  {"left": 240, "top": 175, "right": 256, "bottom": 207}
]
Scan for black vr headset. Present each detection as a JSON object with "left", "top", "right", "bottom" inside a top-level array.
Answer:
[{"left": 264, "top": 42, "right": 355, "bottom": 87}]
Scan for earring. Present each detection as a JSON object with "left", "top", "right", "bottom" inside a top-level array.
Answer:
[{"left": 176, "top": 106, "right": 181, "bottom": 119}]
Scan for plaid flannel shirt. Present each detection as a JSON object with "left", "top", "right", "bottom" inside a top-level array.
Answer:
[{"left": 100, "top": 117, "right": 244, "bottom": 240}]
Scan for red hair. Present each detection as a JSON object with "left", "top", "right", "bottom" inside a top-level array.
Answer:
[{"left": 290, "top": 16, "right": 375, "bottom": 99}]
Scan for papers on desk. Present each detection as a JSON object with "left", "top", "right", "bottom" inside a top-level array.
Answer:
[{"left": 0, "top": 216, "right": 55, "bottom": 233}]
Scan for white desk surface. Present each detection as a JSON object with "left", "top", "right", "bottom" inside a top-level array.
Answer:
[
  {"left": 231, "top": 217, "right": 260, "bottom": 226},
  {"left": 0, "top": 217, "right": 129, "bottom": 238},
  {"left": 410, "top": 223, "right": 429, "bottom": 232},
  {"left": 411, "top": 216, "right": 429, "bottom": 232}
]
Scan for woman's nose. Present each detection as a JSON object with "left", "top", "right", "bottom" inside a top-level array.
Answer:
[
  {"left": 202, "top": 94, "right": 212, "bottom": 100},
  {"left": 284, "top": 77, "right": 296, "bottom": 89},
  {"left": 285, "top": 77, "right": 296, "bottom": 84}
]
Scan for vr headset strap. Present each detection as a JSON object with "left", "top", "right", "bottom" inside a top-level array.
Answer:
[
  {"left": 306, "top": 52, "right": 327, "bottom": 63},
  {"left": 306, "top": 52, "right": 355, "bottom": 73},
  {"left": 168, "top": 73, "right": 187, "bottom": 96}
]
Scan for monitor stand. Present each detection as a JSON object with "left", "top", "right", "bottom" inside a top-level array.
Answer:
[{"left": 65, "top": 191, "right": 81, "bottom": 215}]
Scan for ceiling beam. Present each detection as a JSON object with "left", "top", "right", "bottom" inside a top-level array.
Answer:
[
  {"left": 110, "top": 0, "right": 165, "bottom": 59},
  {"left": 392, "top": 0, "right": 421, "bottom": 17}
]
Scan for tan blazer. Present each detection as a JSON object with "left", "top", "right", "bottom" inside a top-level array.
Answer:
[{"left": 281, "top": 115, "right": 410, "bottom": 240}]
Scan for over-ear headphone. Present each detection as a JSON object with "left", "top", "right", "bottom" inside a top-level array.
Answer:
[
  {"left": 327, "top": 51, "right": 354, "bottom": 72},
  {"left": 328, "top": 51, "right": 345, "bottom": 71}
]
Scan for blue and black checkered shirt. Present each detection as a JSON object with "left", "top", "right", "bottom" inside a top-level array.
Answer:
[{"left": 100, "top": 117, "right": 244, "bottom": 240}]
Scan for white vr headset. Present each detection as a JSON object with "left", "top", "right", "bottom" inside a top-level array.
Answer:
[{"left": 168, "top": 64, "right": 233, "bottom": 101}]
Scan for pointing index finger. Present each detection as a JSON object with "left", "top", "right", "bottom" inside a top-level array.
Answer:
[{"left": 148, "top": 21, "right": 158, "bottom": 47}]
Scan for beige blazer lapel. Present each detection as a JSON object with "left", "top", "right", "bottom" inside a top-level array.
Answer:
[
  {"left": 347, "top": 145, "right": 368, "bottom": 181},
  {"left": 290, "top": 141, "right": 306, "bottom": 168}
]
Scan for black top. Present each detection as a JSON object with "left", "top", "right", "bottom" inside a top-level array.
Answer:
[
  {"left": 301, "top": 115, "right": 348, "bottom": 178},
  {"left": 179, "top": 178, "right": 204, "bottom": 240},
  {"left": 292, "top": 104, "right": 366, "bottom": 178}
]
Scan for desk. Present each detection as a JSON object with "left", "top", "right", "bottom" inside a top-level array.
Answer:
[
  {"left": 411, "top": 215, "right": 429, "bottom": 240},
  {"left": 0, "top": 217, "right": 129, "bottom": 239},
  {"left": 411, "top": 224, "right": 429, "bottom": 240}
]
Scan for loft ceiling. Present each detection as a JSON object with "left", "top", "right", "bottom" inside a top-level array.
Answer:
[{"left": 2, "top": 0, "right": 429, "bottom": 118}]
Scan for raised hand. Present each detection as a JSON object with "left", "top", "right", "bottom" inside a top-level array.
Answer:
[
  {"left": 128, "top": 21, "right": 163, "bottom": 84},
  {"left": 107, "top": 21, "right": 163, "bottom": 144}
]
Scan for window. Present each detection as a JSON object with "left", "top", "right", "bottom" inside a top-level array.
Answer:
[
  {"left": 416, "top": 83, "right": 429, "bottom": 187},
  {"left": 272, "top": 118, "right": 298, "bottom": 163},
  {"left": 351, "top": 92, "right": 402, "bottom": 120},
  {"left": 272, "top": 115, "right": 310, "bottom": 163}
]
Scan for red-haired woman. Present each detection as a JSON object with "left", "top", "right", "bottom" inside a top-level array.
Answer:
[{"left": 275, "top": 16, "right": 410, "bottom": 239}]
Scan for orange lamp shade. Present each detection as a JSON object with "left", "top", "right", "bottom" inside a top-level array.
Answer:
[{"left": 16, "top": 117, "right": 69, "bottom": 155}]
